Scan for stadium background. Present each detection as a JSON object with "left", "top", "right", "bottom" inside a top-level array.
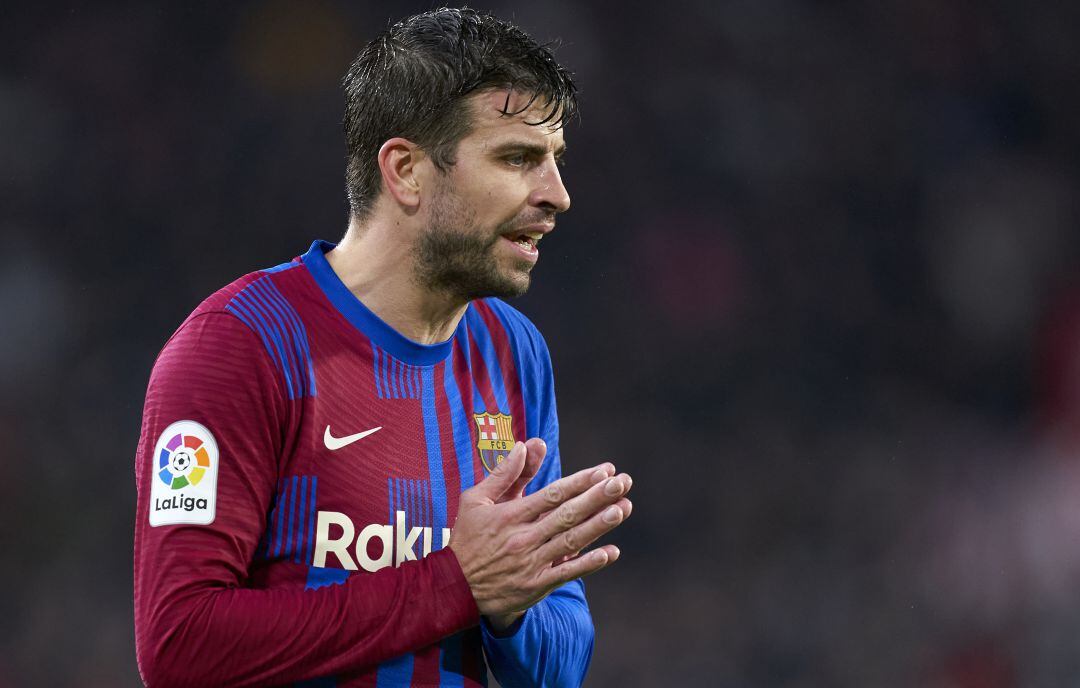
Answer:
[{"left": 4, "top": 2, "right": 1080, "bottom": 686}]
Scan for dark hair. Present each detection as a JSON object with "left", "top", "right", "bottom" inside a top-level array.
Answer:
[{"left": 342, "top": 7, "right": 577, "bottom": 218}]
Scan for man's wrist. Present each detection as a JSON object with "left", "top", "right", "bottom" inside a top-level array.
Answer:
[{"left": 483, "top": 611, "right": 526, "bottom": 637}]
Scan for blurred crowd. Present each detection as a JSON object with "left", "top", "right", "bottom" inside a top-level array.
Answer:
[{"left": 3, "top": 2, "right": 1080, "bottom": 686}]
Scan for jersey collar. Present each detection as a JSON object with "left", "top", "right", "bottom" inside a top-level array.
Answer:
[{"left": 301, "top": 240, "right": 456, "bottom": 366}]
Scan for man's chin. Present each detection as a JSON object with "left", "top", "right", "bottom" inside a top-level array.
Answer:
[
  {"left": 502, "top": 263, "right": 534, "bottom": 296},
  {"left": 481, "top": 277, "right": 530, "bottom": 300},
  {"left": 470, "top": 266, "right": 531, "bottom": 300}
]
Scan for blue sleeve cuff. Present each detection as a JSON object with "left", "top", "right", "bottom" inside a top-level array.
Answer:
[
  {"left": 480, "top": 581, "right": 594, "bottom": 688},
  {"left": 481, "top": 611, "right": 528, "bottom": 639}
]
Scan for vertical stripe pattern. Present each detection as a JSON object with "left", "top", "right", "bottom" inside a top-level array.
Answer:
[
  {"left": 225, "top": 276, "right": 317, "bottom": 399},
  {"left": 465, "top": 327, "right": 501, "bottom": 419},
  {"left": 420, "top": 366, "right": 449, "bottom": 549},
  {"left": 451, "top": 335, "right": 487, "bottom": 488},
  {"left": 379, "top": 476, "right": 436, "bottom": 687},
  {"left": 465, "top": 307, "right": 510, "bottom": 412},
  {"left": 261, "top": 475, "right": 318, "bottom": 563},
  {"left": 386, "top": 478, "right": 434, "bottom": 536},
  {"left": 372, "top": 345, "right": 421, "bottom": 399},
  {"left": 474, "top": 300, "right": 529, "bottom": 438}
]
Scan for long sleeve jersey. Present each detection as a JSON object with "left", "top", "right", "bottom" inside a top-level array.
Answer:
[{"left": 133, "top": 240, "right": 595, "bottom": 687}]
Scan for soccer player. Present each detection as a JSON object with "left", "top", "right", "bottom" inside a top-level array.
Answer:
[{"left": 133, "top": 8, "right": 633, "bottom": 687}]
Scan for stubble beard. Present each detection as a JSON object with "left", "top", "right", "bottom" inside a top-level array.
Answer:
[{"left": 413, "top": 187, "right": 533, "bottom": 302}]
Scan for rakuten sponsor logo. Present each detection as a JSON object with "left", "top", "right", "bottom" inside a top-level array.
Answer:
[{"left": 312, "top": 510, "right": 452, "bottom": 572}]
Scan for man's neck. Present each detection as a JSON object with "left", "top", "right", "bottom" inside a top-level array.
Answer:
[{"left": 325, "top": 216, "right": 468, "bottom": 345}]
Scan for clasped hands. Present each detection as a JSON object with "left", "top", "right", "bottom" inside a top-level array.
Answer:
[{"left": 448, "top": 438, "right": 633, "bottom": 630}]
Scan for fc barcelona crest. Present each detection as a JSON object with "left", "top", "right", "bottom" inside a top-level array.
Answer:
[{"left": 474, "top": 412, "right": 516, "bottom": 473}]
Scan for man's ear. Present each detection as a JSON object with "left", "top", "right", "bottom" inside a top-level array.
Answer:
[{"left": 377, "top": 138, "right": 427, "bottom": 209}]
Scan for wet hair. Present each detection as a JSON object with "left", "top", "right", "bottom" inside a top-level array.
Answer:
[{"left": 342, "top": 7, "right": 577, "bottom": 218}]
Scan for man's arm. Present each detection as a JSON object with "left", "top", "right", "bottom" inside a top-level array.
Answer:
[
  {"left": 133, "top": 313, "right": 479, "bottom": 687},
  {"left": 476, "top": 305, "right": 633, "bottom": 688}
]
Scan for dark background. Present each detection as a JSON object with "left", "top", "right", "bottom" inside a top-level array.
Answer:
[{"left": 4, "top": 2, "right": 1080, "bottom": 686}]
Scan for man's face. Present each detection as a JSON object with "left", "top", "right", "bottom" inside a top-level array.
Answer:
[{"left": 413, "top": 89, "right": 570, "bottom": 301}]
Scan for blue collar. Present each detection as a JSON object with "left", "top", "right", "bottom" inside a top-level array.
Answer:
[{"left": 301, "top": 240, "right": 456, "bottom": 366}]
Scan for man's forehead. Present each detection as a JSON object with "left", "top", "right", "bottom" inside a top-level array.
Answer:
[{"left": 467, "top": 89, "right": 566, "bottom": 142}]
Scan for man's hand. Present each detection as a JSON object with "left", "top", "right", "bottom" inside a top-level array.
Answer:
[
  {"left": 483, "top": 437, "right": 549, "bottom": 632},
  {"left": 448, "top": 440, "right": 633, "bottom": 619},
  {"left": 494, "top": 437, "right": 548, "bottom": 504}
]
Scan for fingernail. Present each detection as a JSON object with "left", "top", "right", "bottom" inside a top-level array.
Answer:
[
  {"left": 594, "top": 549, "right": 609, "bottom": 564},
  {"left": 603, "top": 505, "right": 622, "bottom": 523},
  {"left": 610, "top": 546, "right": 621, "bottom": 560},
  {"left": 591, "top": 469, "right": 607, "bottom": 483},
  {"left": 604, "top": 477, "right": 623, "bottom": 497}
]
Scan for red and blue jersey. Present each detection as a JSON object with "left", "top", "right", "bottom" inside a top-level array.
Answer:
[{"left": 133, "top": 240, "right": 594, "bottom": 687}]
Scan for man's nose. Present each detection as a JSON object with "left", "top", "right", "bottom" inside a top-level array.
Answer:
[{"left": 529, "top": 160, "right": 571, "bottom": 213}]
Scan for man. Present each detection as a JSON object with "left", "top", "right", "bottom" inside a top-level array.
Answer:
[{"left": 133, "top": 8, "right": 632, "bottom": 687}]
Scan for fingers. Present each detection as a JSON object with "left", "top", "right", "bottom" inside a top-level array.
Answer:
[
  {"left": 536, "top": 496, "right": 632, "bottom": 564},
  {"left": 516, "top": 461, "right": 616, "bottom": 520},
  {"left": 453, "top": 452, "right": 630, "bottom": 618},
  {"left": 467, "top": 441, "right": 527, "bottom": 503},
  {"left": 537, "top": 544, "right": 621, "bottom": 589},
  {"left": 533, "top": 472, "right": 632, "bottom": 543},
  {"left": 498, "top": 438, "right": 547, "bottom": 503}
]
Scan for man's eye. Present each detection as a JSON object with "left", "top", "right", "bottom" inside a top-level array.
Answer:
[{"left": 505, "top": 153, "right": 526, "bottom": 166}]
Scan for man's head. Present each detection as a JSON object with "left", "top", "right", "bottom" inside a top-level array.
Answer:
[
  {"left": 343, "top": 7, "right": 577, "bottom": 219},
  {"left": 411, "top": 89, "right": 570, "bottom": 300},
  {"left": 342, "top": 8, "right": 577, "bottom": 300}
]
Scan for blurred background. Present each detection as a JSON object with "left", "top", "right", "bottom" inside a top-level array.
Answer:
[{"left": 3, "top": 1, "right": 1080, "bottom": 685}]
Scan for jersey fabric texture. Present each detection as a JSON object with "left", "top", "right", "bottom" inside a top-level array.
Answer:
[{"left": 133, "top": 240, "right": 594, "bottom": 688}]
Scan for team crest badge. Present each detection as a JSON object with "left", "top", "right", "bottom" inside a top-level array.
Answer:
[{"left": 474, "top": 412, "right": 515, "bottom": 473}]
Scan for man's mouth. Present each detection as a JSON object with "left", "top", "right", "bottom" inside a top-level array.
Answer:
[{"left": 507, "top": 231, "right": 542, "bottom": 251}]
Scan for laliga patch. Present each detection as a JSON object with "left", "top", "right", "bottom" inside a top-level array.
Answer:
[{"left": 149, "top": 420, "right": 219, "bottom": 526}]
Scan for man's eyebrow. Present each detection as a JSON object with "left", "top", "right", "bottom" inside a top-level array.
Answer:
[{"left": 491, "top": 141, "right": 568, "bottom": 159}]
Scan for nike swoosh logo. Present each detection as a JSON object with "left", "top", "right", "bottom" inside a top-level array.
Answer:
[{"left": 323, "top": 425, "right": 382, "bottom": 450}]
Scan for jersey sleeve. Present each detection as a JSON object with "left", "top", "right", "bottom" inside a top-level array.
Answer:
[
  {"left": 480, "top": 581, "right": 594, "bottom": 688},
  {"left": 133, "top": 311, "right": 479, "bottom": 688},
  {"left": 479, "top": 304, "right": 596, "bottom": 687}
]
